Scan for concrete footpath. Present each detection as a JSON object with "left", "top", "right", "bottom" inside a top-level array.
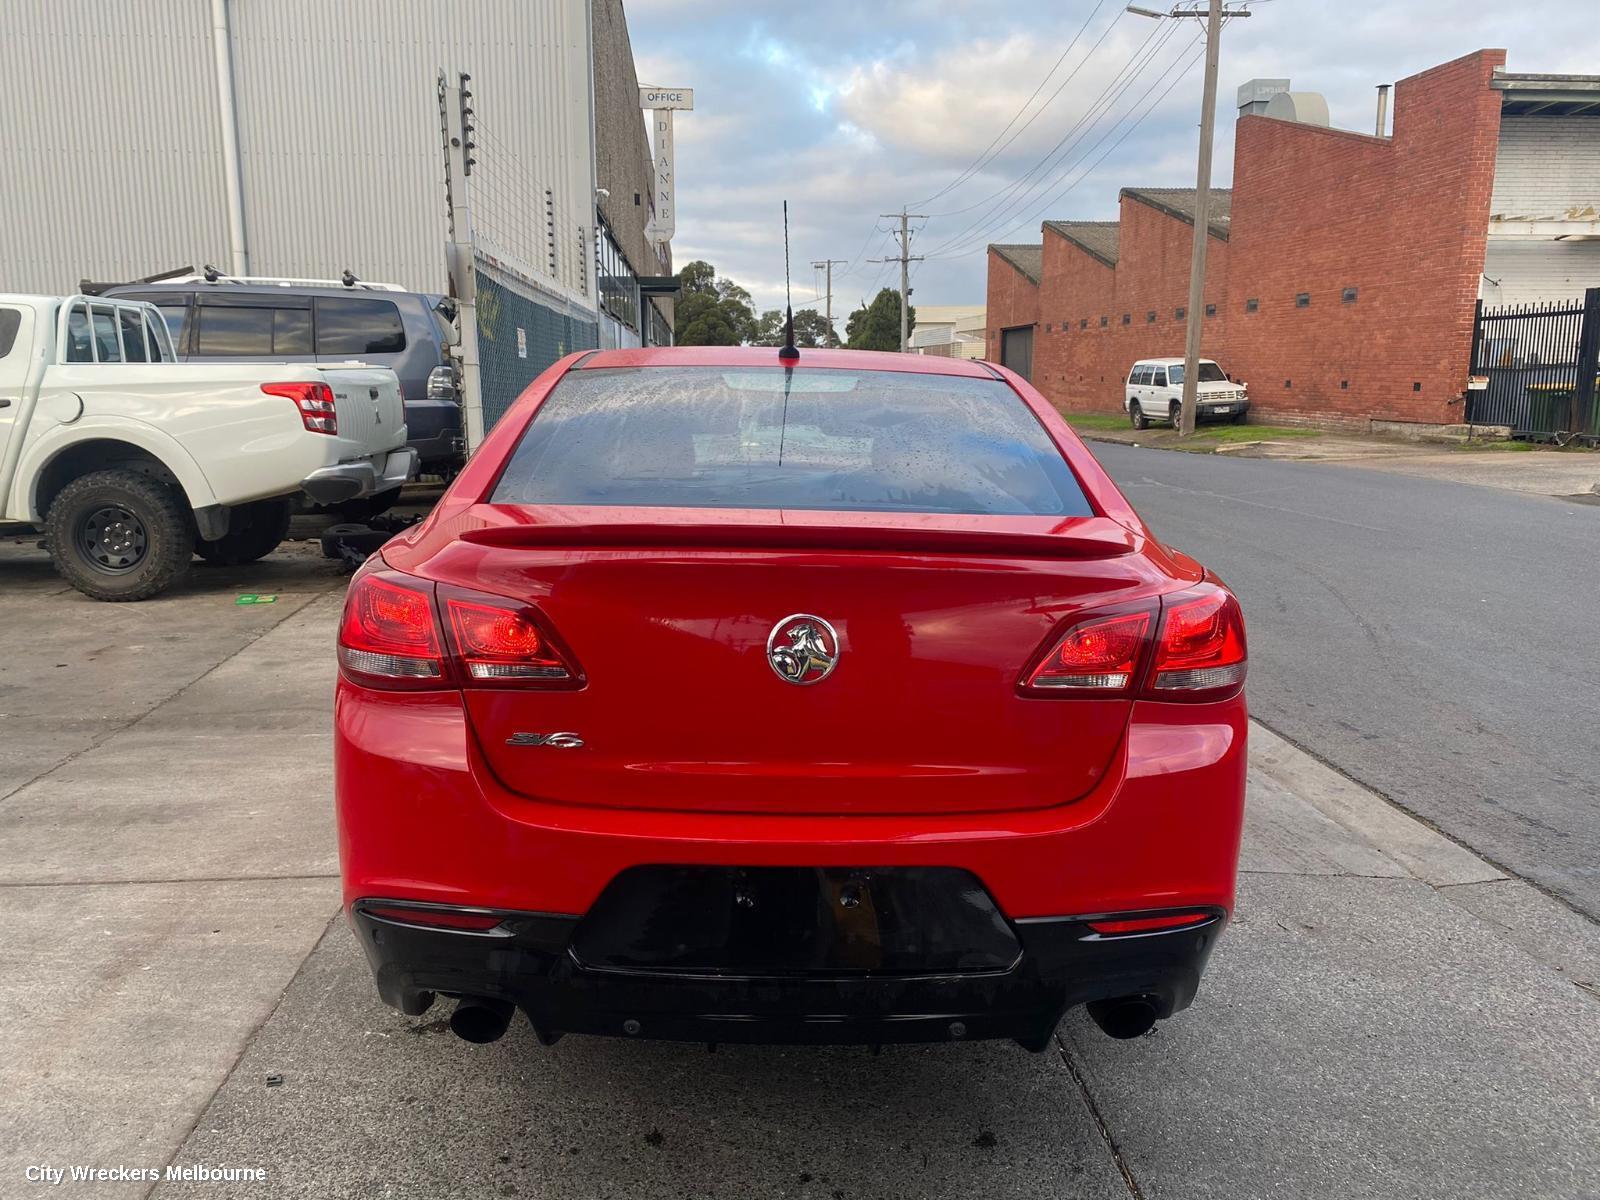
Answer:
[
  {"left": 1, "top": 547, "right": 1596, "bottom": 1199},
  {"left": 1070, "top": 422, "right": 1600, "bottom": 500}
]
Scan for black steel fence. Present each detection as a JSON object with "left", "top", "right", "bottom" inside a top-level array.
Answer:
[{"left": 1468, "top": 287, "right": 1600, "bottom": 442}]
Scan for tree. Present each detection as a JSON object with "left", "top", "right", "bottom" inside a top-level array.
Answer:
[
  {"left": 752, "top": 307, "right": 841, "bottom": 348},
  {"left": 674, "top": 260, "right": 758, "bottom": 346},
  {"left": 846, "top": 288, "right": 914, "bottom": 352}
]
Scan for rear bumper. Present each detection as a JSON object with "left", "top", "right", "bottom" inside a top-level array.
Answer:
[
  {"left": 301, "top": 447, "right": 418, "bottom": 504},
  {"left": 336, "top": 687, "right": 1248, "bottom": 1039},
  {"left": 407, "top": 430, "right": 466, "bottom": 471},
  {"left": 402, "top": 398, "right": 465, "bottom": 470},
  {"left": 350, "top": 898, "right": 1224, "bottom": 1049}
]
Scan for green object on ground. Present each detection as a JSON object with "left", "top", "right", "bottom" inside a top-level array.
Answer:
[
  {"left": 235, "top": 594, "right": 278, "bottom": 606},
  {"left": 1526, "top": 377, "right": 1600, "bottom": 435},
  {"left": 1526, "top": 385, "right": 1572, "bottom": 435}
]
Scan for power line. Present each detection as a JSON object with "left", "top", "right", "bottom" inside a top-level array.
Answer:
[
  {"left": 924, "top": 16, "right": 1170, "bottom": 221},
  {"left": 911, "top": 0, "right": 1116, "bottom": 207},
  {"left": 924, "top": 35, "right": 1206, "bottom": 261},
  {"left": 838, "top": 222, "right": 894, "bottom": 280},
  {"left": 920, "top": 21, "right": 1188, "bottom": 259}
]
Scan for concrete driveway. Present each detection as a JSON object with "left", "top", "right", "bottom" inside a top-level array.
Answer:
[{"left": 1, "top": 537, "right": 1596, "bottom": 1199}]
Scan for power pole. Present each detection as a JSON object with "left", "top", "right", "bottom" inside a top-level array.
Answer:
[
  {"left": 1129, "top": 2, "right": 1251, "bottom": 436},
  {"left": 810, "top": 258, "right": 847, "bottom": 346},
  {"left": 869, "top": 210, "right": 926, "bottom": 352}
]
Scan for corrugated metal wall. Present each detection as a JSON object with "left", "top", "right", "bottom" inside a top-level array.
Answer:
[
  {"left": 3, "top": 2, "right": 232, "bottom": 293},
  {"left": 1, "top": 0, "right": 597, "bottom": 303}
]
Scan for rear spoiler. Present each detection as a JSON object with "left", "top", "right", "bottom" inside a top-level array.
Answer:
[{"left": 460, "top": 515, "right": 1138, "bottom": 559}]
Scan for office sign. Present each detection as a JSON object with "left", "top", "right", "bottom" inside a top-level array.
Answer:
[{"left": 640, "top": 85, "right": 693, "bottom": 246}]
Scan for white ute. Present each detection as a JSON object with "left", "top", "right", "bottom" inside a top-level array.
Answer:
[{"left": 0, "top": 294, "right": 415, "bottom": 600}]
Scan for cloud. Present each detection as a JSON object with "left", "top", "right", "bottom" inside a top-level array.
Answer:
[{"left": 625, "top": 0, "right": 1600, "bottom": 318}]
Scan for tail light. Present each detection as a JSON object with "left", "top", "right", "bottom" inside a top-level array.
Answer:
[
  {"left": 425, "top": 364, "right": 461, "bottom": 402},
  {"left": 337, "top": 567, "right": 582, "bottom": 690},
  {"left": 1022, "top": 608, "right": 1151, "bottom": 691},
  {"left": 1020, "top": 583, "right": 1245, "bottom": 701},
  {"left": 264, "top": 381, "right": 338, "bottom": 434},
  {"left": 1149, "top": 586, "right": 1247, "bottom": 698},
  {"left": 442, "top": 591, "right": 580, "bottom": 684},
  {"left": 337, "top": 572, "right": 445, "bottom": 688}
]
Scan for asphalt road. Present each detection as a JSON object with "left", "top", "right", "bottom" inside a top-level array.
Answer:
[{"left": 1093, "top": 443, "right": 1600, "bottom": 922}]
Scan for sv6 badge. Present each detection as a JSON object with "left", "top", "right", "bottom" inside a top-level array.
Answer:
[{"left": 506, "top": 732, "right": 585, "bottom": 749}]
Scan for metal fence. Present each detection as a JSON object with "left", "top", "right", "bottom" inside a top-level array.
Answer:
[
  {"left": 472, "top": 252, "right": 599, "bottom": 432},
  {"left": 1468, "top": 288, "right": 1600, "bottom": 441}
]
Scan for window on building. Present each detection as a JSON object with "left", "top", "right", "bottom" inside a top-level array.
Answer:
[
  {"left": 1080, "top": 318, "right": 1088, "bottom": 330},
  {"left": 597, "top": 223, "right": 640, "bottom": 333},
  {"left": 648, "top": 302, "right": 672, "bottom": 348},
  {"left": 1099, "top": 316, "right": 1108, "bottom": 328},
  {"left": 1246, "top": 298, "right": 1260, "bottom": 313},
  {"left": 1296, "top": 293, "right": 1311, "bottom": 308},
  {"left": 1342, "top": 287, "right": 1358, "bottom": 304},
  {"left": 1206, "top": 303, "right": 1217, "bottom": 318},
  {"left": 1146, "top": 311, "right": 1156, "bottom": 323},
  {"left": 1175, "top": 307, "right": 1186, "bottom": 321},
  {"left": 315, "top": 297, "right": 406, "bottom": 355},
  {"left": 1121, "top": 313, "right": 1131, "bottom": 325}
]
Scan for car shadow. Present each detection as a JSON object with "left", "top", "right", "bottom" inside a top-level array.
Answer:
[{"left": 167, "top": 923, "right": 1130, "bottom": 1199}]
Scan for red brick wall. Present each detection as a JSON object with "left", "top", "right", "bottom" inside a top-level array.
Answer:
[
  {"left": 990, "top": 49, "right": 1506, "bottom": 428},
  {"left": 1226, "top": 49, "right": 1505, "bottom": 425},
  {"left": 1033, "top": 202, "right": 1229, "bottom": 413},
  {"left": 984, "top": 249, "right": 1039, "bottom": 365}
]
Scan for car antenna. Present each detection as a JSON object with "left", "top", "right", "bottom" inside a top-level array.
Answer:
[{"left": 779, "top": 201, "right": 799, "bottom": 362}]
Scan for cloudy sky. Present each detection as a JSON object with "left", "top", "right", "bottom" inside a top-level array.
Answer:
[{"left": 625, "top": 0, "right": 1599, "bottom": 325}]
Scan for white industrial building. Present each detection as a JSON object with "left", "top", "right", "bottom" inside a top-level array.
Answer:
[
  {"left": 910, "top": 305, "right": 988, "bottom": 359},
  {"left": 1, "top": 0, "right": 677, "bottom": 364},
  {"left": 1482, "top": 74, "right": 1600, "bottom": 307}
]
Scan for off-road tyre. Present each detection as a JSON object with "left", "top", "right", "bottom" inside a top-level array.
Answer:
[
  {"left": 1129, "top": 402, "right": 1149, "bottom": 430},
  {"left": 44, "top": 469, "right": 193, "bottom": 601},
  {"left": 194, "top": 499, "right": 292, "bottom": 567}
]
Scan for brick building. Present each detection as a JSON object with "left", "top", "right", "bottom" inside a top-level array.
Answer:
[{"left": 987, "top": 50, "right": 1600, "bottom": 430}]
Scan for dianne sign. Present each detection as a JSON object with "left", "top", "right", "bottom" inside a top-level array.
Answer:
[{"left": 639, "top": 86, "right": 693, "bottom": 246}]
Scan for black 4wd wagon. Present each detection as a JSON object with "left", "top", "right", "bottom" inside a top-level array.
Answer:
[{"left": 106, "top": 271, "right": 465, "bottom": 483}]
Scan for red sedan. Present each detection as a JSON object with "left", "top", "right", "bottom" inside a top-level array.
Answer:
[{"left": 335, "top": 346, "right": 1247, "bottom": 1050}]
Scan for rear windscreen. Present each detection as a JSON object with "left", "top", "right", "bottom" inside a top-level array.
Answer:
[{"left": 491, "top": 366, "right": 1092, "bottom": 516}]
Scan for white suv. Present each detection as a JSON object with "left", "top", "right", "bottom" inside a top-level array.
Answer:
[{"left": 1124, "top": 358, "right": 1249, "bottom": 429}]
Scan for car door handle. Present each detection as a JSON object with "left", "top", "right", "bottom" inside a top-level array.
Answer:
[{"left": 0, "top": 398, "right": 12, "bottom": 408}]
